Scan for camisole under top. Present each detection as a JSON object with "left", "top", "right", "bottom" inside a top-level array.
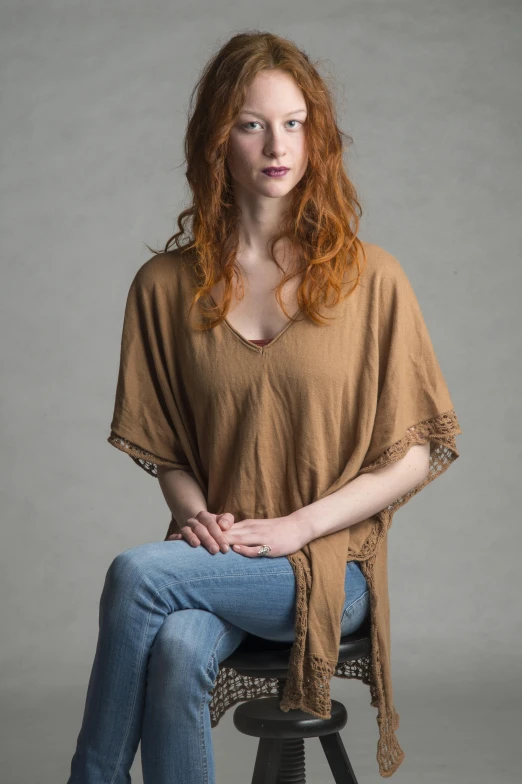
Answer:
[{"left": 248, "top": 337, "right": 273, "bottom": 346}]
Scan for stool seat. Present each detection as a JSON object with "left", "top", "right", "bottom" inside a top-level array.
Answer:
[{"left": 220, "top": 614, "right": 371, "bottom": 784}]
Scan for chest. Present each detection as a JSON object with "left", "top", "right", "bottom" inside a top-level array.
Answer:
[{"left": 208, "top": 267, "right": 301, "bottom": 341}]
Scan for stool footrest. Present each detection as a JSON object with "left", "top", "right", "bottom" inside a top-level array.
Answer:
[{"left": 233, "top": 696, "right": 347, "bottom": 739}]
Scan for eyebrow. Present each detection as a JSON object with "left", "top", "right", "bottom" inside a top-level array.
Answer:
[{"left": 239, "top": 108, "right": 307, "bottom": 119}]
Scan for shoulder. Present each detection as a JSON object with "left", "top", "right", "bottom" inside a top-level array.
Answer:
[
  {"left": 125, "top": 248, "right": 200, "bottom": 313},
  {"left": 131, "top": 248, "right": 191, "bottom": 291},
  {"left": 358, "top": 242, "right": 424, "bottom": 332},
  {"left": 121, "top": 249, "right": 197, "bottom": 322},
  {"left": 359, "top": 241, "right": 407, "bottom": 285}
]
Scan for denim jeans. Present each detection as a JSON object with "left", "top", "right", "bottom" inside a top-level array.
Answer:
[{"left": 66, "top": 540, "right": 370, "bottom": 784}]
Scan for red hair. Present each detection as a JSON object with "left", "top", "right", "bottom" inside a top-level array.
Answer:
[{"left": 147, "top": 30, "right": 367, "bottom": 330}]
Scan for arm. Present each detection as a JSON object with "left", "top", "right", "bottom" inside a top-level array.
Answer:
[
  {"left": 289, "top": 442, "right": 431, "bottom": 541},
  {"left": 157, "top": 466, "right": 208, "bottom": 530}
]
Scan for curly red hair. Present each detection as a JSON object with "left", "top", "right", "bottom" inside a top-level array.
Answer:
[{"left": 147, "top": 30, "right": 367, "bottom": 330}]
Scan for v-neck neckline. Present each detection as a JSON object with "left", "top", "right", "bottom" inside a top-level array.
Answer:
[{"left": 206, "top": 292, "right": 301, "bottom": 353}]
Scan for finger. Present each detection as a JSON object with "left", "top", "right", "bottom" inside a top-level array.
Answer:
[
  {"left": 193, "top": 522, "right": 225, "bottom": 555},
  {"left": 166, "top": 533, "right": 182, "bottom": 540},
  {"left": 225, "top": 521, "right": 249, "bottom": 532},
  {"left": 180, "top": 526, "right": 201, "bottom": 547},
  {"left": 207, "top": 521, "right": 232, "bottom": 553},
  {"left": 217, "top": 512, "right": 235, "bottom": 530},
  {"left": 231, "top": 544, "right": 269, "bottom": 557}
]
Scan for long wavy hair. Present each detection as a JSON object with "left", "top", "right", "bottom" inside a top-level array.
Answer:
[{"left": 147, "top": 30, "right": 367, "bottom": 331}]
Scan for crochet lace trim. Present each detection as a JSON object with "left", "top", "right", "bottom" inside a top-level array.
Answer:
[
  {"left": 107, "top": 431, "right": 191, "bottom": 477},
  {"left": 206, "top": 408, "right": 461, "bottom": 779}
]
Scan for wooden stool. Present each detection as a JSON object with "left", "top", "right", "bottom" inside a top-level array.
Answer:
[{"left": 220, "top": 614, "right": 371, "bottom": 783}]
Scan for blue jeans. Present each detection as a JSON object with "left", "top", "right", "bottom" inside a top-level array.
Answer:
[{"left": 66, "top": 540, "right": 369, "bottom": 784}]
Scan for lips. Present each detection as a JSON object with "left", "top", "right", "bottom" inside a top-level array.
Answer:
[{"left": 262, "top": 167, "right": 289, "bottom": 173}]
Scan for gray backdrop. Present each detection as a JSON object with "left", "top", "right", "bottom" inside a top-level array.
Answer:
[{"left": 1, "top": 1, "right": 520, "bottom": 782}]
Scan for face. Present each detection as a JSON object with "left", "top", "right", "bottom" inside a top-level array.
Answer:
[{"left": 226, "top": 69, "right": 309, "bottom": 201}]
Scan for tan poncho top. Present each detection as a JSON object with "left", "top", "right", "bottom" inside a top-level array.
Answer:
[{"left": 108, "top": 241, "right": 462, "bottom": 778}]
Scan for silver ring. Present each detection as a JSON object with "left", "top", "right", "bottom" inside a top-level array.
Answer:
[{"left": 257, "top": 544, "right": 271, "bottom": 557}]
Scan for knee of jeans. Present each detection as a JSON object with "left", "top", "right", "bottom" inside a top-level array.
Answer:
[
  {"left": 151, "top": 611, "right": 228, "bottom": 685},
  {"left": 104, "top": 545, "right": 150, "bottom": 592},
  {"left": 152, "top": 617, "right": 205, "bottom": 663}
]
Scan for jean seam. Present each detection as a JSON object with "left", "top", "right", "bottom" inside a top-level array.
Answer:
[
  {"left": 108, "top": 584, "right": 158, "bottom": 784},
  {"left": 341, "top": 589, "right": 369, "bottom": 625},
  {"left": 107, "top": 569, "right": 291, "bottom": 784},
  {"left": 199, "top": 622, "right": 235, "bottom": 784},
  {"left": 155, "top": 569, "right": 294, "bottom": 593}
]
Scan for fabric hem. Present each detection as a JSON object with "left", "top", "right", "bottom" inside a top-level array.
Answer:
[
  {"left": 107, "top": 430, "right": 191, "bottom": 477},
  {"left": 204, "top": 408, "right": 462, "bottom": 778},
  {"left": 357, "top": 408, "right": 462, "bottom": 523}
]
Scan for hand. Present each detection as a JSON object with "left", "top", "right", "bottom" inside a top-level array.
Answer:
[
  {"left": 224, "top": 515, "right": 309, "bottom": 558},
  {"left": 166, "top": 510, "right": 235, "bottom": 554}
]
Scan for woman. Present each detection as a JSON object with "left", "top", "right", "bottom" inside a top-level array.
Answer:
[{"left": 67, "top": 31, "right": 462, "bottom": 783}]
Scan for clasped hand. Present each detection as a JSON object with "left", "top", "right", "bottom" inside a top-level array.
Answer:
[{"left": 166, "top": 510, "right": 308, "bottom": 558}]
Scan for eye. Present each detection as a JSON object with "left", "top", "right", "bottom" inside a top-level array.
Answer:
[{"left": 239, "top": 120, "right": 305, "bottom": 131}]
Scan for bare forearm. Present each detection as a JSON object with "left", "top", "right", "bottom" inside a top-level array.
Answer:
[
  {"left": 290, "top": 442, "right": 431, "bottom": 540},
  {"left": 157, "top": 466, "right": 207, "bottom": 528}
]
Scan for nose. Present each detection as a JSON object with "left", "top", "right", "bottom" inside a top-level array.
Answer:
[{"left": 263, "top": 126, "right": 287, "bottom": 160}]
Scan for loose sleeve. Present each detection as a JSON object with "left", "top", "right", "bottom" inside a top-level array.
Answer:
[
  {"left": 357, "top": 257, "right": 462, "bottom": 522},
  {"left": 107, "top": 265, "right": 192, "bottom": 478}
]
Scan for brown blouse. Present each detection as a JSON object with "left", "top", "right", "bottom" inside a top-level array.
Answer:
[{"left": 107, "top": 242, "right": 462, "bottom": 778}]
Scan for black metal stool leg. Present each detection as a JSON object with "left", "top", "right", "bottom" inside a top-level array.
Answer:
[
  {"left": 251, "top": 737, "right": 284, "bottom": 784},
  {"left": 319, "top": 732, "right": 359, "bottom": 784}
]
